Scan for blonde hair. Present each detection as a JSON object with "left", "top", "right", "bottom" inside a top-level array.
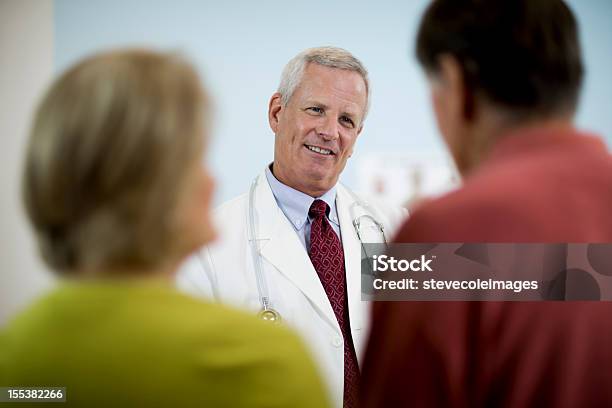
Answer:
[
  {"left": 23, "top": 49, "right": 207, "bottom": 273},
  {"left": 277, "top": 46, "right": 370, "bottom": 118}
]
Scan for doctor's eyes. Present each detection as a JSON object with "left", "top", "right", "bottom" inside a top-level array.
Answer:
[{"left": 304, "top": 107, "right": 356, "bottom": 128}]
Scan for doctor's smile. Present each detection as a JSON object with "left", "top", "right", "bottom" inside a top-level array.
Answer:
[{"left": 304, "top": 144, "right": 335, "bottom": 156}]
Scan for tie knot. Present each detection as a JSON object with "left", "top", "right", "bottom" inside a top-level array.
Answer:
[{"left": 309, "top": 199, "right": 329, "bottom": 218}]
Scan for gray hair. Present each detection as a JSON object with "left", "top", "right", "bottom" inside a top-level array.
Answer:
[{"left": 277, "top": 46, "right": 371, "bottom": 118}]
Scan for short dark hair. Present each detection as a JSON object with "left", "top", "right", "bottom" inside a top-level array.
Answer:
[{"left": 416, "top": 0, "right": 583, "bottom": 118}]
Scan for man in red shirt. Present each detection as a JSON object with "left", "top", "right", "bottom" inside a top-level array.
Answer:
[{"left": 361, "top": 1, "right": 612, "bottom": 407}]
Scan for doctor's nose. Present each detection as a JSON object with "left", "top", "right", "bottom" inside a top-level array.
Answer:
[{"left": 316, "top": 117, "right": 339, "bottom": 141}]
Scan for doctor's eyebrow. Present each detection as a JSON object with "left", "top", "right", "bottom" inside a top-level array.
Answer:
[{"left": 303, "top": 101, "right": 328, "bottom": 110}]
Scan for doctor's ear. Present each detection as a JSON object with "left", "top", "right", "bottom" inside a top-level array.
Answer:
[{"left": 268, "top": 93, "right": 283, "bottom": 133}]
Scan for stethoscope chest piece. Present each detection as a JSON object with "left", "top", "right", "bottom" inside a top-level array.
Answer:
[{"left": 258, "top": 308, "right": 282, "bottom": 323}]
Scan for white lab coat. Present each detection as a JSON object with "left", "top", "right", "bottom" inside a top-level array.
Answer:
[{"left": 177, "top": 170, "right": 407, "bottom": 407}]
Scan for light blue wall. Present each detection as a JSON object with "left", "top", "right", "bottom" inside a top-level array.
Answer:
[
  {"left": 570, "top": 0, "right": 612, "bottom": 139},
  {"left": 55, "top": 0, "right": 612, "bottom": 203}
]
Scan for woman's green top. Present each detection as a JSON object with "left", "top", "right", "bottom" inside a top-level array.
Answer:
[{"left": 0, "top": 280, "right": 330, "bottom": 407}]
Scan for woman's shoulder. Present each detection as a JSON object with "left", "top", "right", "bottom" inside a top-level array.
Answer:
[
  {"left": 130, "top": 286, "right": 331, "bottom": 406},
  {"left": 161, "top": 288, "right": 304, "bottom": 348}
]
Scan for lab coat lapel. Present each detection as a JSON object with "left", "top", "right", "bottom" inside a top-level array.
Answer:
[
  {"left": 336, "top": 185, "right": 366, "bottom": 340},
  {"left": 253, "top": 172, "right": 339, "bottom": 331}
]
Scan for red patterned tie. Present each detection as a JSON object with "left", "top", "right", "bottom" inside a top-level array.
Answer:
[{"left": 309, "top": 199, "right": 360, "bottom": 408}]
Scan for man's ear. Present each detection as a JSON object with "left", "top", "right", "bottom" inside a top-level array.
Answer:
[
  {"left": 438, "top": 55, "right": 475, "bottom": 121},
  {"left": 268, "top": 93, "right": 283, "bottom": 133},
  {"left": 347, "top": 126, "right": 363, "bottom": 158}
]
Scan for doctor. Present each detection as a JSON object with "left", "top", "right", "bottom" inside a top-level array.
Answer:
[{"left": 178, "top": 46, "right": 406, "bottom": 408}]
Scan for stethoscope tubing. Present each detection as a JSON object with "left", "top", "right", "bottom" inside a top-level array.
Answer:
[{"left": 199, "top": 176, "right": 387, "bottom": 323}]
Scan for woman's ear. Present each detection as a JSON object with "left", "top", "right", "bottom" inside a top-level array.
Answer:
[{"left": 268, "top": 92, "right": 283, "bottom": 133}]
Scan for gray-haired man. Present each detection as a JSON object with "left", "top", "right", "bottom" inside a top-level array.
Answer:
[{"left": 178, "top": 47, "right": 406, "bottom": 408}]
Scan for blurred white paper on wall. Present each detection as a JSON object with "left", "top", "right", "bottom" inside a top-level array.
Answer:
[{"left": 357, "top": 150, "right": 459, "bottom": 211}]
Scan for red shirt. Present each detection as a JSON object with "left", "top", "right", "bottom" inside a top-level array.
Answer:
[{"left": 361, "top": 127, "right": 612, "bottom": 407}]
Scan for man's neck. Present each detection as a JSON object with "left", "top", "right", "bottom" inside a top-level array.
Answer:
[
  {"left": 270, "top": 163, "right": 332, "bottom": 198},
  {"left": 459, "top": 114, "right": 575, "bottom": 176}
]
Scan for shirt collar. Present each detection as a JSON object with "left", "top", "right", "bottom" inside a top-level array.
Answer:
[{"left": 265, "top": 164, "right": 339, "bottom": 229}]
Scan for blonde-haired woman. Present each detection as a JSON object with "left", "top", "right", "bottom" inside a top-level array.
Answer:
[{"left": 0, "top": 50, "right": 329, "bottom": 407}]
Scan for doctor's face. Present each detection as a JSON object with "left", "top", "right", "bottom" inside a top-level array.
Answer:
[{"left": 268, "top": 63, "right": 367, "bottom": 197}]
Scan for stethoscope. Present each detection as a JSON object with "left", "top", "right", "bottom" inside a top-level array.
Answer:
[{"left": 247, "top": 176, "right": 387, "bottom": 323}]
